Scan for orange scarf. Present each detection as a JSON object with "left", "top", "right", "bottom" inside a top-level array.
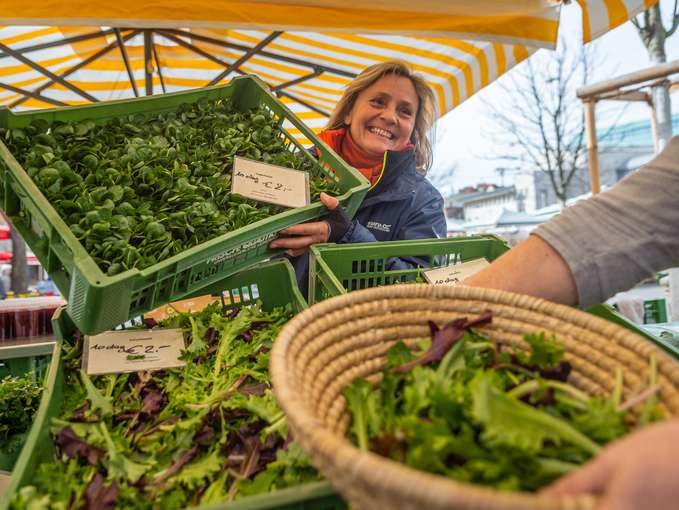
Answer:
[{"left": 318, "top": 128, "right": 384, "bottom": 186}]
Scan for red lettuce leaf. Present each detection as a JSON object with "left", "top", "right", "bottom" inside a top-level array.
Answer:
[{"left": 393, "top": 311, "right": 493, "bottom": 373}]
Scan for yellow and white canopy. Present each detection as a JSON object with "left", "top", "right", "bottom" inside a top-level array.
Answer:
[
  {"left": 0, "top": 1, "right": 657, "bottom": 46},
  {"left": 0, "top": 1, "right": 657, "bottom": 144}
]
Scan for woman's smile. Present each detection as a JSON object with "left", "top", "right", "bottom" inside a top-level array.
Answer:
[{"left": 368, "top": 126, "right": 395, "bottom": 140}]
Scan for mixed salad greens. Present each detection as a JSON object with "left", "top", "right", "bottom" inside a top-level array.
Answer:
[
  {"left": 11, "top": 302, "right": 319, "bottom": 509},
  {"left": 0, "top": 98, "right": 338, "bottom": 276},
  {"left": 344, "top": 312, "right": 664, "bottom": 491},
  {"left": 0, "top": 372, "right": 43, "bottom": 457}
]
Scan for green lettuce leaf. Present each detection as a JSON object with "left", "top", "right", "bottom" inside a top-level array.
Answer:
[{"left": 470, "top": 371, "right": 600, "bottom": 455}]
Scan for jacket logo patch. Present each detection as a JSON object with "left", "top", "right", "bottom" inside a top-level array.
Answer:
[{"left": 366, "top": 221, "right": 391, "bottom": 233}]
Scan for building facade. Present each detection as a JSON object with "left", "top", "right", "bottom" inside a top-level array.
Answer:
[
  {"left": 444, "top": 184, "right": 520, "bottom": 224},
  {"left": 534, "top": 113, "right": 679, "bottom": 208}
]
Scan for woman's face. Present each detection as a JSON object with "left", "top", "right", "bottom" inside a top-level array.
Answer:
[{"left": 344, "top": 74, "right": 418, "bottom": 157}]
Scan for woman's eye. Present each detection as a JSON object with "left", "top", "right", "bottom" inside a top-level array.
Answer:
[
  {"left": 399, "top": 109, "right": 413, "bottom": 117},
  {"left": 370, "top": 98, "right": 384, "bottom": 106}
]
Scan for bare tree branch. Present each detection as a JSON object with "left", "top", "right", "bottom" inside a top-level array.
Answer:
[
  {"left": 666, "top": 0, "right": 679, "bottom": 37},
  {"left": 635, "top": 8, "right": 654, "bottom": 47},
  {"left": 482, "top": 37, "right": 598, "bottom": 207},
  {"left": 630, "top": 16, "right": 642, "bottom": 32},
  {"left": 634, "top": 2, "right": 674, "bottom": 146}
]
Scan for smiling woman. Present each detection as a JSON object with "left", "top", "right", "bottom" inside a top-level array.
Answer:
[{"left": 269, "top": 61, "right": 447, "bottom": 297}]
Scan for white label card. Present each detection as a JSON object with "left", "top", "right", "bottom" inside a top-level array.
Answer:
[
  {"left": 423, "top": 258, "right": 490, "bottom": 286},
  {"left": 232, "top": 156, "right": 310, "bottom": 208},
  {"left": 83, "top": 328, "right": 186, "bottom": 375}
]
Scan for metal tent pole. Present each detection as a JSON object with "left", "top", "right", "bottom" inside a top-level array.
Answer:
[
  {"left": 0, "top": 29, "right": 116, "bottom": 62},
  {"left": 161, "top": 28, "right": 356, "bottom": 79},
  {"left": 10, "top": 29, "right": 140, "bottom": 108},
  {"left": 272, "top": 68, "right": 323, "bottom": 91},
  {"left": 152, "top": 40, "right": 166, "bottom": 94},
  {"left": 583, "top": 100, "right": 600, "bottom": 194},
  {"left": 115, "top": 28, "right": 139, "bottom": 97},
  {"left": 207, "top": 31, "right": 282, "bottom": 86},
  {"left": 144, "top": 30, "right": 154, "bottom": 96},
  {"left": 274, "top": 89, "right": 330, "bottom": 116},
  {"left": 0, "top": 40, "right": 98, "bottom": 103},
  {"left": 0, "top": 81, "right": 66, "bottom": 107}
]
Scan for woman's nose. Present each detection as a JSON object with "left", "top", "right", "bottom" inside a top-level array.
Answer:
[{"left": 380, "top": 107, "right": 398, "bottom": 125}]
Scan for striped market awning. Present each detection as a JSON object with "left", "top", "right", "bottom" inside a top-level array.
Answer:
[
  {"left": 0, "top": 1, "right": 657, "bottom": 144},
  {"left": 576, "top": 0, "right": 657, "bottom": 42}
]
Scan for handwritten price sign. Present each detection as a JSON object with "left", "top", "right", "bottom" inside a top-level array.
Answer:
[
  {"left": 232, "top": 156, "right": 310, "bottom": 208},
  {"left": 423, "top": 258, "right": 490, "bottom": 286},
  {"left": 83, "top": 329, "right": 186, "bottom": 375}
]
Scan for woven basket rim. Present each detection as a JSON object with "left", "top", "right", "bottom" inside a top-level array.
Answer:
[{"left": 271, "top": 284, "right": 678, "bottom": 509}]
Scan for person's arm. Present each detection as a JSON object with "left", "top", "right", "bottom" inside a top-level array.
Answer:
[
  {"left": 336, "top": 189, "right": 446, "bottom": 272},
  {"left": 468, "top": 137, "right": 679, "bottom": 307},
  {"left": 337, "top": 220, "right": 379, "bottom": 244},
  {"left": 464, "top": 234, "right": 578, "bottom": 305},
  {"left": 340, "top": 188, "right": 446, "bottom": 244}
]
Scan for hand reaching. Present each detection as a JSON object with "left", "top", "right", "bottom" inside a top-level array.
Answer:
[
  {"left": 542, "top": 419, "right": 679, "bottom": 510},
  {"left": 269, "top": 193, "right": 349, "bottom": 257}
]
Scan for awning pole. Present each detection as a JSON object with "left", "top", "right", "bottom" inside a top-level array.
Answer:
[
  {"left": 144, "top": 30, "right": 153, "bottom": 96},
  {"left": 0, "top": 40, "right": 98, "bottom": 103},
  {"left": 10, "top": 29, "right": 140, "bottom": 108},
  {"left": 207, "top": 31, "right": 282, "bottom": 87},
  {"left": 0, "top": 29, "right": 116, "bottom": 63},
  {"left": 152, "top": 43, "right": 166, "bottom": 94},
  {"left": 274, "top": 89, "right": 330, "bottom": 117},
  {"left": 0, "top": 82, "right": 66, "bottom": 107},
  {"left": 648, "top": 99, "right": 660, "bottom": 153},
  {"left": 272, "top": 68, "right": 323, "bottom": 91},
  {"left": 584, "top": 100, "right": 600, "bottom": 194},
  {"left": 161, "top": 28, "right": 356, "bottom": 79},
  {"left": 115, "top": 28, "right": 139, "bottom": 97}
]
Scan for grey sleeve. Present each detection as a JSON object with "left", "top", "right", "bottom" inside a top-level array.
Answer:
[{"left": 533, "top": 136, "right": 679, "bottom": 308}]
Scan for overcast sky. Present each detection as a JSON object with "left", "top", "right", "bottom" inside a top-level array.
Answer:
[{"left": 430, "top": 0, "right": 679, "bottom": 193}]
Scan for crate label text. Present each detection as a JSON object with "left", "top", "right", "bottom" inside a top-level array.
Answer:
[
  {"left": 83, "top": 328, "right": 186, "bottom": 375},
  {"left": 232, "top": 156, "right": 310, "bottom": 208},
  {"left": 206, "top": 232, "right": 278, "bottom": 265},
  {"left": 423, "top": 258, "right": 490, "bottom": 285}
]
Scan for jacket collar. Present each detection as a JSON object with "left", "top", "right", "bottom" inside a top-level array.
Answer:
[
  {"left": 362, "top": 148, "right": 419, "bottom": 206},
  {"left": 311, "top": 138, "right": 420, "bottom": 205}
]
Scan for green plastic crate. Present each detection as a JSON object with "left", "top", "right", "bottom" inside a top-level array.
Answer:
[
  {"left": 308, "top": 235, "right": 510, "bottom": 304},
  {"left": 0, "top": 75, "right": 369, "bottom": 336},
  {"left": 643, "top": 298, "right": 669, "bottom": 324},
  {"left": 1, "top": 259, "right": 345, "bottom": 510},
  {"left": 587, "top": 303, "right": 679, "bottom": 360},
  {"left": 0, "top": 341, "right": 59, "bottom": 472}
]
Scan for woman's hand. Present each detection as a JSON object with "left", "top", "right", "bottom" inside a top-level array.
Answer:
[
  {"left": 542, "top": 419, "right": 679, "bottom": 510},
  {"left": 270, "top": 193, "right": 346, "bottom": 257}
]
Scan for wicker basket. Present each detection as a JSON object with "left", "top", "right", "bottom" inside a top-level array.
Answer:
[{"left": 270, "top": 284, "right": 679, "bottom": 510}]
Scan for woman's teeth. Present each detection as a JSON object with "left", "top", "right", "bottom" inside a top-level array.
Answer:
[{"left": 369, "top": 127, "right": 393, "bottom": 139}]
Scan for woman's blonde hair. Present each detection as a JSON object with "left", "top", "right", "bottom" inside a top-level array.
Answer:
[{"left": 326, "top": 61, "right": 437, "bottom": 171}]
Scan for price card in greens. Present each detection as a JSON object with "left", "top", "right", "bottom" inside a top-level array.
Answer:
[
  {"left": 232, "top": 156, "right": 310, "bottom": 208},
  {"left": 423, "top": 258, "right": 490, "bottom": 286},
  {"left": 83, "top": 329, "right": 186, "bottom": 375}
]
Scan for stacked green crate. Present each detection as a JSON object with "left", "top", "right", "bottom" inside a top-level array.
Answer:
[
  {"left": 308, "top": 235, "right": 510, "bottom": 304},
  {"left": 0, "top": 75, "right": 369, "bottom": 335},
  {"left": 0, "top": 341, "right": 59, "bottom": 472},
  {"left": 2, "top": 260, "right": 345, "bottom": 510},
  {"left": 307, "top": 236, "right": 679, "bottom": 363},
  {"left": 587, "top": 304, "right": 679, "bottom": 359},
  {"left": 643, "top": 298, "right": 669, "bottom": 324}
]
